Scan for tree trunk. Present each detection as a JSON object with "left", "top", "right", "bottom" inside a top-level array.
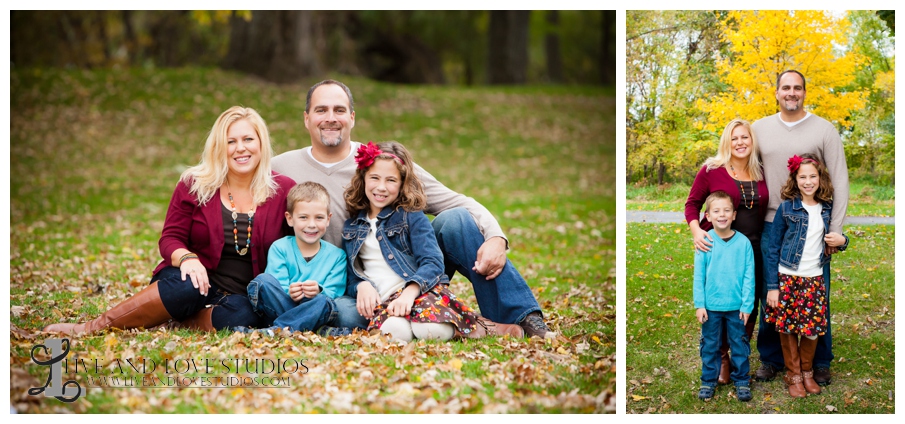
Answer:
[
  {"left": 223, "top": 11, "right": 320, "bottom": 84},
  {"left": 487, "top": 11, "right": 530, "bottom": 84},
  {"left": 601, "top": 10, "right": 616, "bottom": 85},
  {"left": 658, "top": 162, "right": 666, "bottom": 185},
  {"left": 545, "top": 11, "right": 563, "bottom": 83}
]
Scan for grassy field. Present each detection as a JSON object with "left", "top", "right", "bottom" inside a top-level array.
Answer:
[
  {"left": 9, "top": 68, "right": 616, "bottom": 413},
  {"left": 625, "top": 223, "right": 895, "bottom": 414},
  {"left": 626, "top": 181, "right": 895, "bottom": 217}
]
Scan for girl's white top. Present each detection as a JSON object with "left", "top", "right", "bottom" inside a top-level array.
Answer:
[
  {"left": 778, "top": 201, "right": 824, "bottom": 278},
  {"left": 360, "top": 217, "right": 406, "bottom": 302}
]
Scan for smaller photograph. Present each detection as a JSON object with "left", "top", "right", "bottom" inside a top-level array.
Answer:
[{"left": 625, "top": 10, "right": 894, "bottom": 413}]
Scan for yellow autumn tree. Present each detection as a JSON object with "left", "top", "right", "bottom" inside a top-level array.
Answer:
[{"left": 697, "top": 10, "right": 869, "bottom": 131}]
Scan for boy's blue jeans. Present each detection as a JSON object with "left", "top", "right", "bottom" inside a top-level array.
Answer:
[
  {"left": 700, "top": 310, "right": 750, "bottom": 386},
  {"left": 759, "top": 221, "right": 834, "bottom": 370},
  {"left": 246, "top": 274, "right": 337, "bottom": 332}
]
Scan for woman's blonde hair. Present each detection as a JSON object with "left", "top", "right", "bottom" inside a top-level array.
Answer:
[
  {"left": 702, "top": 118, "right": 764, "bottom": 181},
  {"left": 344, "top": 141, "right": 426, "bottom": 216},
  {"left": 180, "top": 106, "right": 277, "bottom": 205}
]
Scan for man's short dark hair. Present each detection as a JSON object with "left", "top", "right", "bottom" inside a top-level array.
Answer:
[
  {"left": 305, "top": 79, "right": 355, "bottom": 113},
  {"left": 776, "top": 70, "right": 806, "bottom": 91}
]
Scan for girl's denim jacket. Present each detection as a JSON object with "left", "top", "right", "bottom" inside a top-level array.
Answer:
[
  {"left": 765, "top": 197, "right": 849, "bottom": 291},
  {"left": 342, "top": 205, "right": 449, "bottom": 298}
]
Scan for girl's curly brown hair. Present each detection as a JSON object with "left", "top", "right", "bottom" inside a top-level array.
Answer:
[
  {"left": 780, "top": 153, "right": 834, "bottom": 203},
  {"left": 344, "top": 141, "right": 426, "bottom": 216}
]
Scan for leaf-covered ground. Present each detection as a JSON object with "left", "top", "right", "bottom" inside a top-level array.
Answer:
[
  {"left": 9, "top": 68, "right": 616, "bottom": 413},
  {"left": 625, "top": 223, "right": 895, "bottom": 414}
]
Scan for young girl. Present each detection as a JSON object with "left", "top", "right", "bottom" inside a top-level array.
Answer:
[
  {"left": 764, "top": 153, "right": 849, "bottom": 398},
  {"left": 342, "top": 141, "right": 523, "bottom": 342}
]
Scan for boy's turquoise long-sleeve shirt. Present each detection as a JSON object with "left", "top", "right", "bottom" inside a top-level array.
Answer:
[
  {"left": 264, "top": 236, "right": 346, "bottom": 299},
  {"left": 693, "top": 230, "right": 755, "bottom": 314}
]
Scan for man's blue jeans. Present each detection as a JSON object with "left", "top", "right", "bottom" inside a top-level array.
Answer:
[
  {"left": 431, "top": 208, "right": 542, "bottom": 324},
  {"left": 246, "top": 274, "right": 337, "bottom": 332},
  {"left": 701, "top": 310, "right": 750, "bottom": 386},
  {"left": 760, "top": 221, "right": 834, "bottom": 369},
  {"left": 333, "top": 207, "right": 543, "bottom": 328}
]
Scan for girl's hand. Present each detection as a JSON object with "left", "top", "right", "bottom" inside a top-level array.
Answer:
[
  {"left": 766, "top": 290, "right": 780, "bottom": 308},
  {"left": 696, "top": 308, "right": 708, "bottom": 324},
  {"left": 740, "top": 312, "right": 750, "bottom": 324},
  {"left": 692, "top": 226, "right": 713, "bottom": 252},
  {"left": 387, "top": 284, "right": 420, "bottom": 317},
  {"left": 180, "top": 258, "right": 210, "bottom": 296},
  {"left": 825, "top": 232, "right": 846, "bottom": 248},
  {"left": 356, "top": 282, "right": 380, "bottom": 319}
]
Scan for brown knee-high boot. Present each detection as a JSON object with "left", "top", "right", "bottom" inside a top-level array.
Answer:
[
  {"left": 780, "top": 332, "right": 807, "bottom": 398},
  {"left": 799, "top": 336, "right": 821, "bottom": 394},
  {"left": 171, "top": 307, "right": 216, "bottom": 331},
  {"left": 43, "top": 282, "right": 172, "bottom": 336}
]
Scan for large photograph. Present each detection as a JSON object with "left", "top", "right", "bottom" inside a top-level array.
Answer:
[
  {"left": 9, "top": 10, "right": 616, "bottom": 413},
  {"left": 625, "top": 10, "right": 894, "bottom": 413}
]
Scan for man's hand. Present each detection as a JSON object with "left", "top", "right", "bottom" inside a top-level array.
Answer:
[
  {"left": 696, "top": 308, "right": 708, "bottom": 324},
  {"left": 356, "top": 282, "right": 380, "bottom": 319},
  {"left": 473, "top": 236, "right": 507, "bottom": 280},
  {"left": 289, "top": 280, "right": 320, "bottom": 302},
  {"left": 740, "top": 312, "right": 750, "bottom": 324}
]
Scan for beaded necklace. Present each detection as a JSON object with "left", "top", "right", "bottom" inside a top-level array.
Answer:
[
  {"left": 729, "top": 164, "right": 755, "bottom": 210},
  {"left": 226, "top": 179, "right": 255, "bottom": 256}
]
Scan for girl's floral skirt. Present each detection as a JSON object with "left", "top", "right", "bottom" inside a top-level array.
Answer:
[
  {"left": 764, "top": 273, "right": 827, "bottom": 337},
  {"left": 368, "top": 284, "right": 480, "bottom": 336}
]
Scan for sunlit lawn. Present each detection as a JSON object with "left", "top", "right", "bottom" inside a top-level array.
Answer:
[
  {"left": 625, "top": 223, "right": 895, "bottom": 414},
  {"left": 10, "top": 68, "right": 615, "bottom": 413}
]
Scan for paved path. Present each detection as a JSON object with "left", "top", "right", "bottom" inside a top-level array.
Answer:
[{"left": 626, "top": 211, "right": 895, "bottom": 225}]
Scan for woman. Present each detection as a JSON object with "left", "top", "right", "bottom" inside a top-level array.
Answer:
[
  {"left": 685, "top": 118, "right": 768, "bottom": 384},
  {"left": 45, "top": 106, "right": 296, "bottom": 334}
]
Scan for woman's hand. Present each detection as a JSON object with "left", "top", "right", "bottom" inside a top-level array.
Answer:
[
  {"left": 356, "top": 281, "right": 380, "bottom": 319},
  {"left": 689, "top": 221, "right": 713, "bottom": 252},
  {"left": 387, "top": 284, "right": 420, "bottom": 317},
  {"left": 180, "top": 258, "right": 209, "bottom": 296},
  {"left": 766, "top": 290, "right": 780, "bottom": 309}
]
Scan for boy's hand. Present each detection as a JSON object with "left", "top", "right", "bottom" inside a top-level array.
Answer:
[
  {"left": 766, "top": 290, "right": 780, "bottom": 308},
  {"left": 696, "top": 308, "right": 708, "bottom": 324},
  {"left": 387, "top": 284, "right": 420, "bottom": 317},
  {"left": 289, "top": 281, "right": 320, "bottom": 302},
  {"left": 740, "top": 312, "right": 750, "bottom": 324},
  {"left": 356, "top": 282, "right": 380, "bottom": 319}
]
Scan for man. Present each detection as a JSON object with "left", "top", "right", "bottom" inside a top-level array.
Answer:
[
  {"left": 271, "top": 79, "right": 555, "bottom": 338},
  {"left": 752, "top": 70, "right": 849, "bottom": 385}
]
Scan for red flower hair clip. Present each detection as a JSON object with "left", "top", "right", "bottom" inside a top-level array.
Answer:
[
  {"left": 355, "top": 142, "right": 383, "bottom": 169},
  {"left": 355, "top": 141, "right": 404, "bottom": 169},
  {"left": 787, "top": 154, "right": 818, "bottom": 174}
]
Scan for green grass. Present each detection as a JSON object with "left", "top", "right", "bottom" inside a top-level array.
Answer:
[
  {"left": 625, "top": 223, "right": 895, "bottom": 414},
  {"left": 626, "top": 181, "right": 895, "bottom": 217},
  {"left": 10, "top": 67, "right": 615, "bottom": 413}
]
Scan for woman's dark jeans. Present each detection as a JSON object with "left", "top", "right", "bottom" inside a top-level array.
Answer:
[{"left": 153, "top": 267, "right": 264, "bottom": 330}]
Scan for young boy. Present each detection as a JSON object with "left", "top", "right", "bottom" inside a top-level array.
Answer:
[
  {"left": 245, "top": 181, "right": 349, "bottom": 336},
  {"left": 694, "top": 190, "right": 755, "bottom": 402}
]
